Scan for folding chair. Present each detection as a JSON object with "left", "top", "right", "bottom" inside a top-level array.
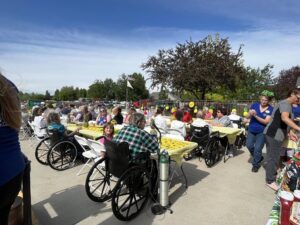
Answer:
[{"left": 74, "top": 135, "right": 100, "bottom": 176}]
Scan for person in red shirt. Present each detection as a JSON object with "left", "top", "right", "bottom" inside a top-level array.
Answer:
[{"left": 182, "top": 108, "right": 193, "bottom": 123}]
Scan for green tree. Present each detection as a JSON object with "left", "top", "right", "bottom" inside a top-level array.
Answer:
[
  {"left": 224, "top": 64, "right": 274, "bottom": 100},
  {"left": 45, "top": 90, "right": 51, "bottom": 100},
  {"left": 54, "top": 89, "right": 60, "bottom": 100},
  {"left": 79, "top": 88, "right": 87, "bottom": 98},
  {"left": 273, "top": 66, "right": 300, "bottom": 99},
  {"left": 114, "top": 73, "right": 149, "bottom": 101},
  {"left": 59, "top": 86, "right": 77, "bottom": 100},
  {"left": 142, "top": 34, "right": 244, "bottom": 100},
  {"left": 87, "top": 80, "right": 106, "bottom": 99}
]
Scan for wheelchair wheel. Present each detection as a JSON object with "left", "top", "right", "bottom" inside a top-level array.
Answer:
[
  {"left": 85, "top": 157, "right": 115, "bottom": 202},
  {"left": 112, "top": 166, "right": 150, "bottom": 221},
  {"left": 35, "top": 137, "right": 51, "bottom": 165},
  {"left": 204, "top": 139, "right": 219, "bottom": 167},
  {"left": 47, "top": 141, "right": 77, "bottom": 171}
]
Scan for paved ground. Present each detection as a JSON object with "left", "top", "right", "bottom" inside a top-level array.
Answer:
[{"left": 21, "top": 139, "right": 276, "bottom": 225}]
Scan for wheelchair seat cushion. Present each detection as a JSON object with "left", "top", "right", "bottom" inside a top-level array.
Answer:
[{"left": 105, "top": 140, "right": 130, "bottom": 177}]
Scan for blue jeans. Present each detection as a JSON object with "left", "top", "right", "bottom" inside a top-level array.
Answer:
[{"left": 246, "top": 131, "right": 265, "bottom": 167}]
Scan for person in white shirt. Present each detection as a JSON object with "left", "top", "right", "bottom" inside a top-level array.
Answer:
[
  {"left": 33, "top": 107, "right": 47, "bottom": 138},
  {"left": 154, "top": 107, "right": 168, "bottom": 133},
  {"left": 170, "top": 110, "right": 186, "bottom": 138},
  {"left": 192, "top": 110, "right": 212, "bottom": 133}
]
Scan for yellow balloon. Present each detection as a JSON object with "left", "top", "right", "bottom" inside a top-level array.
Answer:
[
  {"left": 189, "top": 101, "right": 195, "bottom": 108},
  {"left": 165, "top": 105, "right": 169, "bottom": 110},
  {"left": 209, "top": 109, "right": 213, "bottom": 114},
  {"left": 232, "top": 108, "right": 237, "bottom": 113},
  {"left": 171, "top": 107, "right": 176, "bottom": 113},
  {"left": 243, "top": 111, "right": 248, "bottom": 117},
  {"left": 194, "top": 108, "right": 198, "bottom": 113}
]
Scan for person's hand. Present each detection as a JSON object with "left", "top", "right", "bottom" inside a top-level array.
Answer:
[
  {"left": 249, "top": 109, "right": 256, "bottom": 116},
  {"left": 288, "top": 130, "right": 299, "bottom": 142}
]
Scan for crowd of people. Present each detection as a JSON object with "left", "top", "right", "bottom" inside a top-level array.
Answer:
[{"left": 3, "top": 67, "right": 300, "bottom": 224}]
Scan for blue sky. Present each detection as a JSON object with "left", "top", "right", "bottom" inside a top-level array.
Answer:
[{"left": 1, "top": 0, "right": 300, "bottom": 94}]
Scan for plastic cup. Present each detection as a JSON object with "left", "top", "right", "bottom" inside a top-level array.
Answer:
[
  {"left": 294, "top": 190, "right": 300, "bottom": 202},
  {"left": 279, "top": 191, "right": 294, "bottom": 225}
]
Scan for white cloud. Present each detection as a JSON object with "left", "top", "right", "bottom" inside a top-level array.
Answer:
[{"left": 1, "top": 23, "right": 300, "bottom": 94}]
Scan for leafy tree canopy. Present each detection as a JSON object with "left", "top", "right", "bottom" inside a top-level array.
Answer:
[{"left": 142, "top": 34, "right": 245, "bottom": 100}]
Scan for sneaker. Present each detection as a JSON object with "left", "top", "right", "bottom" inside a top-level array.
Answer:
[
  {"left": 251, "top": 166, "right": 259, "bottom": 173},
  {"left": 266, "top": 182, "right": 279, "bottom": 191}
]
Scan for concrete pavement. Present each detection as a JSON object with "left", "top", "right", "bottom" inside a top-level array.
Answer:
[{"left": 21, "top": 140, "right": 275, "bottom": 225}]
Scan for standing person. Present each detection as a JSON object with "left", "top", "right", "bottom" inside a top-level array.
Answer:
[
  {"left": 0, "top": 73, "right": 26, "bottom": 225},
  {"left": 264, "top": 89, "right": 300, "bottom": 191},
  {"left": 246, "top": 91, "right": 273, "bottom": 173}
]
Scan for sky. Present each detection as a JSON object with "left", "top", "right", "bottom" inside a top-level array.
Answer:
[{"left": 1, "top": 0, "right": 300, "bottom": 94}]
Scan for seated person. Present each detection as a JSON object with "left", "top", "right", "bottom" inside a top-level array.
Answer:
[
  {"left": 228, "top": 110, "right": 242, "bottom": 128},
  {"left": 96, "top": 108, "right": 111, "bottom": 126},
  {"left": 124, "top": 107, "right": 136, "bottom": 124},
  {"left": 203, "top": 107, "right": 214, "bottom": 120},
  {"left": 47, "top": 111, "right": 81, "bottom": 139},
  {"left": 98, "top": 122, "right": 114, "bottom": 158},
  {"left": 113, "top": 112, "right": 159, "bottom": 159},
  {"left": 192, "top": 110, "right": 212, "bottom": 133},
  {"left": 182, "top": 108, "right": 193, "bottom": 124},
  {"left": 33, "top": 107, "right": 48, "bottom": 138},
  {"left": 213, "top": 107, "right": 234, "bottom": 157},
  {"left": 154, "top": 107, "right": 168, "bottom": 133},
  {"left": 170, "top": 110, "right": 186, "bottom": 138},
  {"left": 99, "top": 122, "right": 114, "bottom": 144},
  {"left": 111, "top": 106, "right": 123, "bottom": 125},
  {"left": 213, "top": 107, "right": 233, "bottom": 127}
]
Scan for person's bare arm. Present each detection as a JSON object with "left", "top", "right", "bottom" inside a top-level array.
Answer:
[
  {"left": 281, "top": 112, "right": 300, "bottom": 132},
  {"left": 253, "top": 115, "right": 271, "bottom": 125}
]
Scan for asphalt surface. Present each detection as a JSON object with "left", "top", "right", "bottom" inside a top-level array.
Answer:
[{"left": 21, "top": 139, "right": 275, "bottom": 225}]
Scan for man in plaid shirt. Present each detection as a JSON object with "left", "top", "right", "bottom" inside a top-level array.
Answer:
[{"left": 113, "top": 112, "right": 159, "bottom": 158}]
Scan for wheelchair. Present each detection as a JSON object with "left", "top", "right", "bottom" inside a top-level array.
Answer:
[
  {"left": 190, "top": 125, "right": 223, "bottom": 167},
  {"left": 230, "top": 119, "right": 247, "bottom": 149},
  {"left": 35, "top": 128, "right": 83, "bottom": 171},
  {"left": 85, "top": 139, "right": 157, "bottom": 221}
]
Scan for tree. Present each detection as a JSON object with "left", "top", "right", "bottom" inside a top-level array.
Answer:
[
  {"left": 114, "top": 73, "right": 149, "bottom": 101},
  {"left": 224, "top": 64, "right": 274, "bottom": 100},
  {"left": 54, "top": 89, "right": 60, "bottom": 100},
  {"left": 87, "top": 80, "right": 106, "bottom": 99},
  {"left": 45, "top": 90, "right": 51, "bottom": 100},
  {"left": 273, "top": 66, "right": 300, "bottom": 99},
  {"left": 59, "top": 86, "right": 77, "bottom": 101},
  {"left": 142, "top": 34, "right": 245, "bottom": 100}
]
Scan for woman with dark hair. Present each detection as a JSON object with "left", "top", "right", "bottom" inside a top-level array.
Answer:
[
  {"left": 213, "top": 107, "right": 232, "bottom": 127},
  {"left": 0, "top": 73, "right": 26, "bottom": 225},
  {"left": 246, "top": 91, "right": 274, "bottom": 173},
  {"left": 264, "top": 88, "right": 300, "bottom": 191},
  {"left": 112, "top": 106, "right": 123, "bottom": 124}
]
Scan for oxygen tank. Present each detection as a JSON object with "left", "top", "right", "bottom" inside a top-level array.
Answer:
[{"left": 159, "top": 149, "right": 169, "bottom": 207}]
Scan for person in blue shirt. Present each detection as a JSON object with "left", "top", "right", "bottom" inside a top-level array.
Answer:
[
  {"left": 246, "top": 91, "right": 274, "bottom": 173},
  {"left": 0, "top": 73, "right": 26, "bottom": 225}
]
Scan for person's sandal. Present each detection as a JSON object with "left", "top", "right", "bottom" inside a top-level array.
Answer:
[{"left": 266, "top": 182, "right": 279, "bottom": 192}]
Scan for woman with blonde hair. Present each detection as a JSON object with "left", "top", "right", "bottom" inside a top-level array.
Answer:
[{"left": 0, "top": 73, "right": 26, "bottom": 225}]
